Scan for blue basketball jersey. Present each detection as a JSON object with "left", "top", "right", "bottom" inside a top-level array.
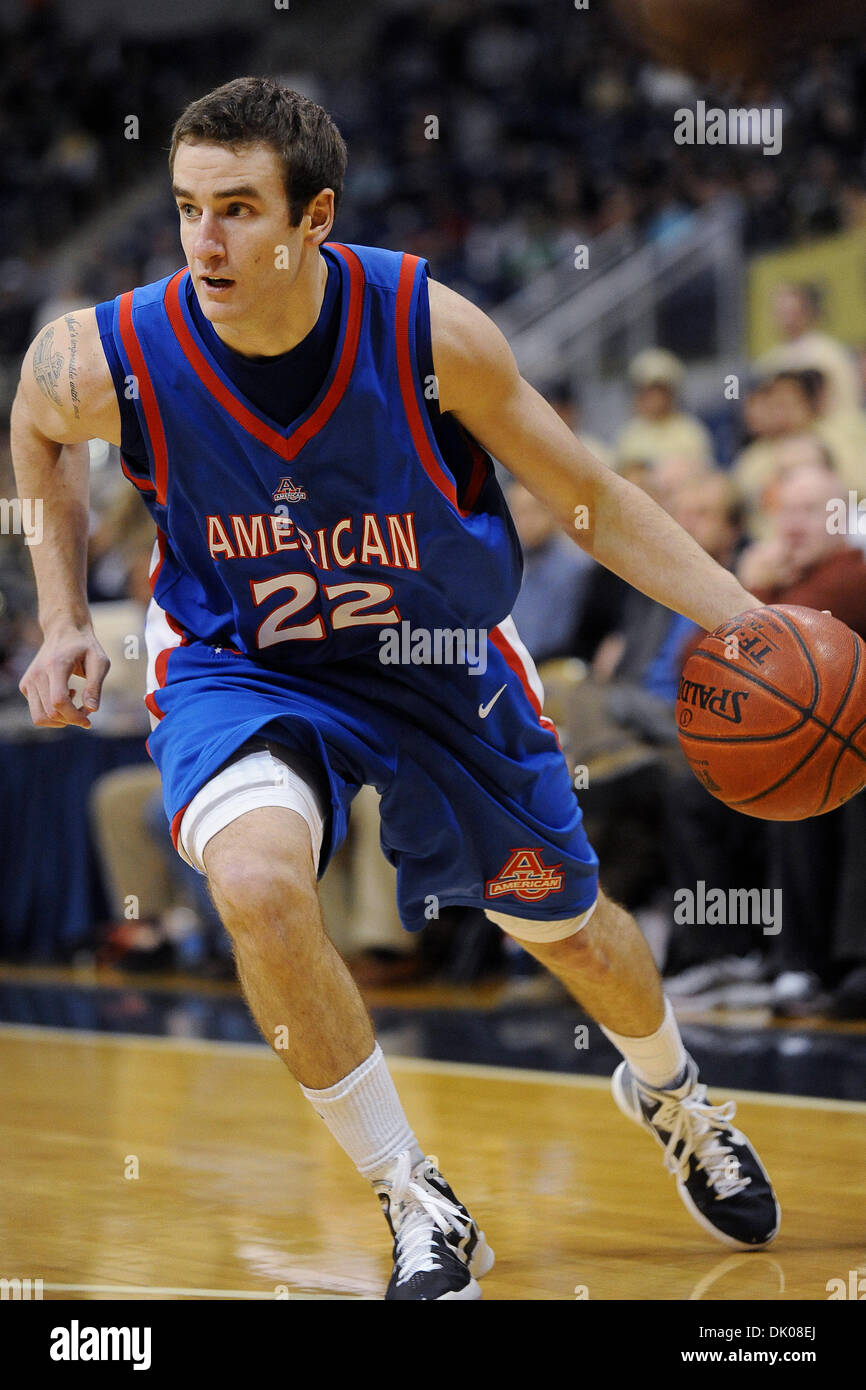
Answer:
[{"left": 98, "top": 242, "right": 523, "bottom": 685}]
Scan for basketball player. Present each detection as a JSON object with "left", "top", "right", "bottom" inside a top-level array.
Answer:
[{"left": 12, "top": 79, "right": 779, "bottom": 1299}]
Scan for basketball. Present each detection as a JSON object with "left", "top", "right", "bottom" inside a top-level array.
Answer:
[
  {"left": 677, "top": 605, "right": 866, "bottom": 820},
  {"left": 609, "top": 0, "right": 866, "bottom": 82}
]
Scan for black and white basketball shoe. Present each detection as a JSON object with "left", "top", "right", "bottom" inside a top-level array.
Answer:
[
  {"left": 612, "top": 1055, "right": 781, "bottom": 1249},
  {"left": 373, "top": 1151, "right": 495, "bottom": 1300}
]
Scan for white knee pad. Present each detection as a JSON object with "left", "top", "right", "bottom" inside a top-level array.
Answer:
[
  {"left": 178, "top": 747, "right": 326, "bottom": 875},
  {"left": 487, "top": 898, "right": 598, "bottom": 943}
]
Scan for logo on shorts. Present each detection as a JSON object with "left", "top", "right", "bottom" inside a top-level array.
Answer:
[
  {"left": 273, "top": 477, "right": 307, "bottom": 503},
  {"left": 485, "top": 848, "right": 564, "bottom": 903}
]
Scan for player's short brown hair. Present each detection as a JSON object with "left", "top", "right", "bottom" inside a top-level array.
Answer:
[{"left": 169, "top": 76, "right": 348, "bottom": 226}]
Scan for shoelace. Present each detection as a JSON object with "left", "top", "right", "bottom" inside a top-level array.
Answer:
[
  {"left": 387, "top": 1152, "right": 470, "bottom": 1284},
  {"left": 648, "top": 1085, "right": 752, "bottom": 1199}
]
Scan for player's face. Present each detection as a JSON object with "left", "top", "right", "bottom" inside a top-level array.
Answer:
[{"left": 172, "top": 140, "right": 312, "bottom": 331}]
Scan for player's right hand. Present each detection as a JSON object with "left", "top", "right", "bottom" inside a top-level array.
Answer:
[{"left": 19, "top": 622, "right": 110, "bottom": 730}]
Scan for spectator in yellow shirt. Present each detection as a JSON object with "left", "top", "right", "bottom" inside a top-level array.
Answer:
[{"left": 615, "top": 348, "right": 714, "bottom": 469}]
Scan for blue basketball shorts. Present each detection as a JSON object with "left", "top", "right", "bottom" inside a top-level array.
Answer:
[{"left": 144, "top": 615, "right": 599, "bottom": 934}]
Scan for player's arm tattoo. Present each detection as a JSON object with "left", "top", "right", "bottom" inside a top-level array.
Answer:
[
  {"left": 65, "top": 313, "right": 82, "bottom": 420},
  {"left": 32, "top": 324, "right": 65, "bottom": 408}
]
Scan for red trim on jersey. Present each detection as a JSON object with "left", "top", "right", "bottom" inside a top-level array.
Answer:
[
  {"left": 120, "top": 453, "right": 155, "bottom": 493},
  {"left": 149, "top": 529, "right": 166, "bottom": 589},
  {"left": 539, "top": 713, "right": 564, "bottom": 756},
  {"left": 144, "top": 690, "right": 164, "bottom": 722},
  {"left": 395, "top": 253, "right": 468, "bottom": 515},
  {"left": 117, "top": 290, "right": 169, "bottom": 505},
  {"left": 164, "top": 254, "right": 364, "bottom": 461},
  {"left": 145, "top": 612, "right": 187, "bottom": 720},
  {"left": 301, "top": 244, "right": 365, "bottom": 452},
  {"left": 154, "top": 618, "right": 183, "bottom": 689},
  {"left": 490, "top": 622, "right": 565, "bottom": 753},
  {"left": 170, "top": 802, "right": 190, "bottom": 852},
  {"left": 146, "top": 528, "right": 188, "bottom": 724},
  {"left": 491, "top": 623, "right": 565, "bottom": 752},
  {"left": 489, "top": 625, "right": 542, "bottom": 717},
  {"left": 461, "top": 430, "right": 488, "bottom": 513}
]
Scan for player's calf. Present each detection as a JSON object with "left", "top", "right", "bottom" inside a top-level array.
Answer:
[
  {"left": 490, "top": 886, "right": 666, "bottom": 1039},
  {"left": 202, "top": 805, "right": 376, "bottom": 1089}
]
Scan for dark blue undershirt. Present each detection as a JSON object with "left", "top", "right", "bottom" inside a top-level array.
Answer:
[
  {"left": 97, "top": 254, "right": 476, "bottom": 496},
  {"left": 185, "top": 258, "right": 342, "bottom": 429}
]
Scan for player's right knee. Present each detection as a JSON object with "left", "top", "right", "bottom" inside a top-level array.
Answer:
[{"left": 205, "top": 829, "right": 319, "bottom": 931}]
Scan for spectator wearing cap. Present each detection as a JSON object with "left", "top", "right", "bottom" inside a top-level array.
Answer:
[
  {"left": 615, "top": 349, "right": 714, "bottom": 470},
  {"left": 756, "top": 281, "right": 862, "bottom": 417}
]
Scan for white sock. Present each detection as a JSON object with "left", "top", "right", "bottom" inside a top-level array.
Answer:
[
  {"left": 300, "top": 1042, "right": 423, "bottom": 1183},
  {"left": 600, "top": 997, "right": 688, "bottom": 1090}
]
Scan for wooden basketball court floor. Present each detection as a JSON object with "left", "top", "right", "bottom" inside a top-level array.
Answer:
[{"left": 1, "top": 1018, "right": 864, "bottom": 1301}]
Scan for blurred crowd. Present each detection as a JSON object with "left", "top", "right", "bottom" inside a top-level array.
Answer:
[
  {"left": 0, "top": 0, "right": 253, "bottom": 364},
  {"left": 1, "top": 0, "right": 865, "bottom": 1017},
  {"left": 4, "top": 0, "right": 866, "bottom": 358},
  {"left": 346, "top": 2, "right": 866, "bottom": 305}
]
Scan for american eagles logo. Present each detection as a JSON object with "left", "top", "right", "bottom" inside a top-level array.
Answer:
[
  {"left": 485, "top": 848, "right": 564, "bottom": 902},
  {"left": 273, "top": 477, "right": 307, "bottom": 503}
]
